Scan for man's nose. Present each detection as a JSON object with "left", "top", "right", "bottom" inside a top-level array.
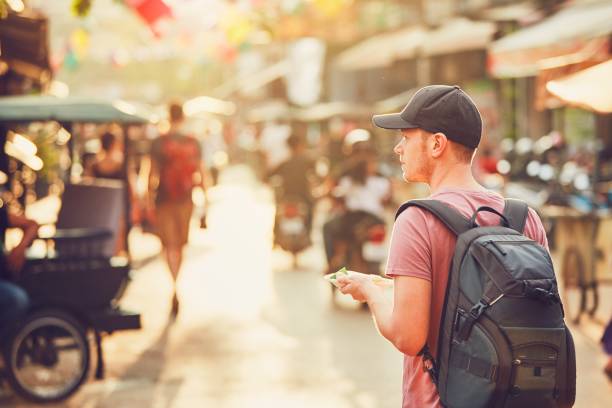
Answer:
[{"left": 393, "top": 142, "right": 402, "bottom": 155}]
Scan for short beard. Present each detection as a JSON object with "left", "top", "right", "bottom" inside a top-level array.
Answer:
[{"left": 405, "top": 136, "right": 432, "bottom": 183}]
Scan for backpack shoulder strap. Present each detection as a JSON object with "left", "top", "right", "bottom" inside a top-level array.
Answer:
[
  {"left": 502, "top": 198, "right": 529, "bottom": 233},
  {"left": 395, "top": 199, "right": 471, "bottom": 236}
]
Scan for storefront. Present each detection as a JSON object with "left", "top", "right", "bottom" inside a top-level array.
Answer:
[
  {"left": 488, "top": 0, "right": 612, "bottom": 141},
  {"left": 0, "top": 9, "right": 52, "bottom": 96}
]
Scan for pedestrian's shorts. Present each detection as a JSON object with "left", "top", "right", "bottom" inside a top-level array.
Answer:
[{"left": 155, "top": 199, "right": 194, "bottom": 248}]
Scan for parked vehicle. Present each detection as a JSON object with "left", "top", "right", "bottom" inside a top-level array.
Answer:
[
  {"left": 1, "top": 227, "right": 140, "bottom": 403},
  {"left": 0, "top": 95, "right": 149, "bottom": 403}
]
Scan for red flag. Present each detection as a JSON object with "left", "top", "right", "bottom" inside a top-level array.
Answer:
[{"left": 126, "top": 0, "right": 172, "bottom": 34}]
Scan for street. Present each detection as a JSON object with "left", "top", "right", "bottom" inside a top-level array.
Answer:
[
  {"left": 2, "top": 165, "right": 610, "bottom": 408},
  {"left": 2, "top": 165, "right": 402, "bottom": 408},
  {"left": 0, "top": 1, "right": 611, "bottom": 407}
]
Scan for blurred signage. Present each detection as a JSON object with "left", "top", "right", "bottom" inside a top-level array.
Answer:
[
  {"left": 0, "top": 11, "right": 51, "bottom": 82},
  {"left": 286, "top": 38, "right": 326, "bottom": 107},
  {"left": 236, "top": 51, "right": 266, "bottom": 99}
]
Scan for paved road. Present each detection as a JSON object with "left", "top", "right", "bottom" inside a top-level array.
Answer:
[
  {"left": 2, "top": 165, "right": 402, "bottom": 408},
  {"left": 2, "top": 165, "right": 610, "bottom": 407}
]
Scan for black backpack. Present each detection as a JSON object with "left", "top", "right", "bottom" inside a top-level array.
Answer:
[{"left": 395, "top": 198, "right": 576, "bottom": 408}]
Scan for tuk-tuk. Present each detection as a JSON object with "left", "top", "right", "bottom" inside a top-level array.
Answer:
[{"left": 0, "top": 95, "right": 150, "bottom": 403}]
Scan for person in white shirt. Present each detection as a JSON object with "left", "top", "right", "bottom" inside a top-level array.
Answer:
[
  {"left": 328, "top": 151, "right": 391, "bottom": 270},
  {"left": 259, "top": 121, "right": 291, "bottom": 172},
  {"left": 337, "top": 165, "right": 390, "bottom": 218}
]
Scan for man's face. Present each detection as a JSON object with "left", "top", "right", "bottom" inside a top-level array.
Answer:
[{"left": 393, "top": 128, "right": 432, "bottom": 183}]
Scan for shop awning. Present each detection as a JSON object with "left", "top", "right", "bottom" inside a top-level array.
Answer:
[
  {"left": 479, "top": 2, "right": 538, "bottom": 22},
  {"left": 245, "top": 100, "right": 291, "bottom": 123},
  {"left": 0, "top": 95, "right": 153, "bottom": 124},
  {"left": 292, "top": 101, "right": 370, "bottom": 122},
  {"left": 488, "top": 0, "right": 612, "bottom": 78},
  {"left": 214, "top": 60, "right": 289, "bottom": 98},
  {"left": 183, "top": 96, "right": 236, "bottom": 117},
  {"left": 422, "top": 18, "right": 496, "bottom": 57},
  {"left": 374, "top": 88, "right": 417, "bottom": 113},
  {"left": 546, "top": 59, "right": 612, "bottom": 113},
  {"left": 334, "top": 27, "right": 426, "bottom": 72},
  {"left": 335, "top": 18, "right": 494, "bottom": 72}
]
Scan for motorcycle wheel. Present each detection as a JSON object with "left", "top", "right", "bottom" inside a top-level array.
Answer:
[{"left": 3, "top": 309, "right": 90, "bottom": 403}]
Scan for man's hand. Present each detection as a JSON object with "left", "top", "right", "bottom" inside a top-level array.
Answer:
[
  {"left": 336, "top": 271, "right": 382, "bottom": 303},
  {"left": 4, "top": 214, "right": 39, "bottom": 278}
]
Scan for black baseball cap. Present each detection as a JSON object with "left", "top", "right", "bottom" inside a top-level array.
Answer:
[{"left": 372, "top": 85, "right": 482, "bottom": 149}]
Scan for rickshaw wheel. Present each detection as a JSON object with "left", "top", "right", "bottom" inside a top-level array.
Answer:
[{"left": 3, "top": 309, "right": 90, "bottom": 403}]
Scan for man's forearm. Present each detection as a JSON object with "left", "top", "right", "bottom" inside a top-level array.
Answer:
[
  {"left": 365, "top": 284, "right": 396, "bottom": 345},
  {"left": 20, "top": 221, "right": 38, "bottom": 248},
  {"left": 338, "top": 274, "right": 425, "bottom": 354}
]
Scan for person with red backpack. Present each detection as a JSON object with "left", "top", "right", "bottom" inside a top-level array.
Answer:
[
  {"left": 336, "top": 85, "right": 575, "bottom": 407},
  {"left": 148, "top": 101, "right": 206, "bottom": 317}
]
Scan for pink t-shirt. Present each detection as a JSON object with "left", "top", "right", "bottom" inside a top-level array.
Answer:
[{"left": 385, "top": 188, "right": 548, "bottom": 408}]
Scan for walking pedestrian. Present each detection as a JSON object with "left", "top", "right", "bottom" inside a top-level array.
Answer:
[
  {"left": 148, "top": 101, "right": 207, "bottom": 317},
  {"left": 336, "top": 85, "right": 550, "bottom": 407},
  {"left": 267, "top": 134, "right": 317, "bottom": 234}
]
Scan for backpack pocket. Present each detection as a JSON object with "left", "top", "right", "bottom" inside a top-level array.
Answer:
[
  {"left": 503, "top": 327, "right": 565, "bottom": 408},
  {"left": 445, "top": 309, "right": 502, "bottom": 408},
  {"left": 481, "top": 239, "right": 555, "bottom": 282}
]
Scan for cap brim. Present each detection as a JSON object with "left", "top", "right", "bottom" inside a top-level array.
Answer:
[{"left": 372, "top": 113, "right": 418, "bottom": 130}]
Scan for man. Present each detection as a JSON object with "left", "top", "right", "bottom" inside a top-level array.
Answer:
[
  {"left": 322, "top": 130, "right": 387, "bottom": 273},
  {"left": 267, "top": 134, "right": 316, "bottom": 233},
  {"left": 149, "top": 101, "right": 206, "bottom": 317},
  {"left": 337, "top": 85, "right": 548, "bottom": 407},
  {"left": 259, "top": 120, "right": 291, "bottom": 173},
  {"left": 0, "top": 205, "right": 38, "bottom": 332}
]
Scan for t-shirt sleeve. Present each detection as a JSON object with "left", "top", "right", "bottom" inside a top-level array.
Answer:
[
  {"left": 525, "top": 207, "right": 549, "bottom": 251},
  {"left": 385, "top": 207, "right": 432, "bottom": 281}
]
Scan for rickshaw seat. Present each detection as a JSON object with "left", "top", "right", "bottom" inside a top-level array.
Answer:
[
  {"left": 55, "top": 179, "right": 126, "bottom": 258},
  {"left": 19, "top": 180, "right": 130, "bottom": 309}
]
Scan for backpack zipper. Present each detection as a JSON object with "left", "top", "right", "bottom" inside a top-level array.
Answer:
[
  {"left": 485, "top": 240, "right": 508, "bottom": 256},
  {"left": 513, "top": 357, "right": 557, "bottom": 366}
]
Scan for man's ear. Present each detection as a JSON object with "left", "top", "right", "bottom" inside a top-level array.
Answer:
[{"left": 430, "top": 132, "right": 448, "bottom": 158}]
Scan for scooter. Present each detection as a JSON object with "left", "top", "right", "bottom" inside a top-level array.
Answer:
[
  {"left": 329, "top": 212, "right": 387, "bottom": 303},
  {"left": 274, "top": 196, "right": 312, "bottom": 268}
]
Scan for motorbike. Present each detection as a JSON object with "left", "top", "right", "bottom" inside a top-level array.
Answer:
[
  {"left": 328, "top": 210, "right": 388, "bottom": 303},
  {"left": 274, "top": 195, "right": 312, "bottom": 268}
]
